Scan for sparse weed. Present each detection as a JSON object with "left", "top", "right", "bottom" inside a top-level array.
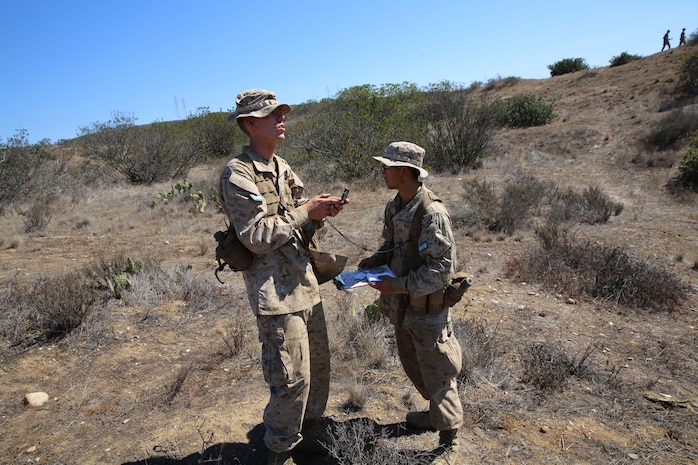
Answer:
[
  {"left": 326, "top": 418, "right": 430, "bottom": 465},
  {"left": 521, "top": 343, "right": 596, "bottom": 393}
]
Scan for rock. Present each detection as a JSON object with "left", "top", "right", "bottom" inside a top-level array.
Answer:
[{"left": 24, "top": 392, "right": 49, "bottom": 407}]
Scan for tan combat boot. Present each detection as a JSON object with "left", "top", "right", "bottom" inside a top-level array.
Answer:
[
  {"left": 406, "top": 410, "right": 433, "bottom": 430},
  {"left": 431, "top": 429, "right": 460, "bottom": 465},
  {"left": 267, "top": 450, "right": 296, "bottom": 465}
]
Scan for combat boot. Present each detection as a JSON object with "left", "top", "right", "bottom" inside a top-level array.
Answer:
[
  {"left": 267, "top": 450, "right": 295, "bottom": 465},
  {"left": 296, "top": 419, "right": 331, "bottom": 455},
  {"left": 406, "top": 410, "right": 433, "bottom": 430},
  {"left": 431, "top": 429, "right": 460, "bottom": 465}
]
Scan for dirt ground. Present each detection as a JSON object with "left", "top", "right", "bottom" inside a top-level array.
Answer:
[{"left": 1, "top": 47, "right": 697, "bottom": 464}]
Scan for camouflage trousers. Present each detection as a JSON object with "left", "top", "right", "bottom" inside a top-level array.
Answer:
[
  {"left": 257, "top": 302, "right": 330, "bottom": 453},
  {"left": 395, "top": 318, "right": 464, "bottom": 431}
]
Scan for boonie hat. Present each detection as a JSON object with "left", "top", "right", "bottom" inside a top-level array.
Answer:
[
  {"left": 227, "top": 89, "right": 291, "bottom": 121},
  {"left": 373, "top": 141, "right": 429, "bottom": 179}
]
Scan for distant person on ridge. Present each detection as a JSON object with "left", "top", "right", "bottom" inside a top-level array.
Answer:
[
  {"left": 662, "top": 30, "right": 672, "bottom": 51},
  {"left": 679, "top": 28, "right": 686, "bottom": 47}
]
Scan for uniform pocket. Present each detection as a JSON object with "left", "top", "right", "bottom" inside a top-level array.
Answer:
[
  {"left": 436, "top": 322, "right": 462, "bottom": 378},
  {"left": 260, "top": 327, "right": 296, "bottom": 387}
]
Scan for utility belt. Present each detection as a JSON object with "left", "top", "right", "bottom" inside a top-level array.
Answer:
[{"left": 406, "top": 272, "right": 473, "bottom": 316}]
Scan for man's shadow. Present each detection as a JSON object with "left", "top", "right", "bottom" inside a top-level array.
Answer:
[{"left": 121, "top": 417, "right": 432, "bottom": 465}]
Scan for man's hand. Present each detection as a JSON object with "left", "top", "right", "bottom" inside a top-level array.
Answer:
[
  {"left": 303, "top": 193, "right": 348, "bottom": 220},
  {"left": 358, "top": 255, "right": 379, "bottom": 270},
  {"left": 369, "top": 275, "right": 396, "bottom": 294}
]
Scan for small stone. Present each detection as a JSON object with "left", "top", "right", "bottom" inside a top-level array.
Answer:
[
  {"left": 24, "top": 392, "right": 49, "bottom": 407},
  {"left": 25, "top": 446, "right": 37, "bottom": 453},
  {"left": 628, "top": 453, "right": 639, "bottom": 460}
]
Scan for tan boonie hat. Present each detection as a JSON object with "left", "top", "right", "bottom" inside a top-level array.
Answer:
[
  {"left": 227, "top": 89, "right": 291, "bottom": 121},
  {"left": 373, "top": 141, "right": 429, "bottom": 179}
]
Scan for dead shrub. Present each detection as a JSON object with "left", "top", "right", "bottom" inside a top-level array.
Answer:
[
  {"left": 20, "top": 197, "right": 53, "bottom": 233},
  {"left": 547, "top": 185, "right": 623, "bottom": 224},
  {"left": 330, "top": 305, "right": 393, "bottom": 370},
  {"left": 645, "top": 107, "right": 698, "bottom": 151},
  {"left": 459, "top": 174, "right": 546, "bottom": 234},
  {"left": 506, "top": 224, "right": 688, "bottom": 310},
  {"left": 521, "top": 343, "right": 595, "bottom": 393},
  {"left": 495, "top": 174, "right": 547, "bottom": 233},
  {"left": 326, "top": 418, "right": 429, "bottom": 465},
  {"left": 31, "top": 271, "right": 98, "bottom": 339},
  {"left": 454, "top": 318, "right": 506, "bottom": 386}
]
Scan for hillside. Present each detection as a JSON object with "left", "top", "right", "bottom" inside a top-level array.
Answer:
[{"left": 1, "top": 47, "right": 697, "bottom": 465}]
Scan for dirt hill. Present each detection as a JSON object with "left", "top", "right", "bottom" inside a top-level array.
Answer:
[{"left": 0, "top": 47, "right": 696, "bottom": 465}]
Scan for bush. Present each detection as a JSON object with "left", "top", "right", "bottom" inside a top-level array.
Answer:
[
  {"left": 678, "top": 132, "right": 698, "bottom": 190},
  {"left": 521, "top": 343, "right": 595, "bottom": 392},
  {"left": 496, "top": 174, "right": 548, "bottom": 233},
  {"left": 454, "top": 319, "right": 504, "bottom": 386},
  {"left": 185, "top": 107, "right": 245, "bottom": 160},
  {"left": 423, "top": 82, "right": 495, "bottom": 172},
  {"left": 678, "top": 48, "right": 698, "bottom": 95},
  {"left": 491, "top": 93, "right": 556, "bottom": 128},
  {"left": 505, "top": 225, "right": 688, "bottom": 310},
  {"left": 0, "top": 130, "right": 62, "bottom": 209},
  {"left": 288, "top": 83, "right": 428, "bottom": 183},
  {"left": 19, "top": 195, "right": 55, "bottom": 233},
  {"left": 547, "top": 185, "right": 623, "bottom": 224},
  {"left": 609, "top": 52, "right": 643, "bottom": 67},
  {"left": 461, "top": 174, "right": 547, "bottom": 234},
  {"left": 645, "top": 107, "right": 698, "bottom": 150},
  {"left": 547, "top": 58, "right": 589, "bottom": 77},
  {"left": 78, "top": 113, "right": 201, "bottom": 184}
]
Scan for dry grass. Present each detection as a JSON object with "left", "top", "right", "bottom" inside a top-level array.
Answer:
[{"left": 1, "top": 47, "right": 697, "bottom": 465}]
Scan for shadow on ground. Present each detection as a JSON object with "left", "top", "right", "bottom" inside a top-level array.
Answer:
[{"left": 121, "top": 417, "right": 433, "bottom": 465}]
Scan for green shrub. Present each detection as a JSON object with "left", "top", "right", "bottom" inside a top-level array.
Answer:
[
  {"left": 687, "top": 28, "right": 698, "bottom": 47},
  {"left": 0, "top": 130, "right": 58, "bottom": 208},
  {"left": 491, "top": 93, "right": 556, "bottom": 128},
  {"left": 288, "top": 83, "right": 428, "bottom": 183},
  {"left": 678, "top": 48, "right": 698, "bottom": 95},
  {"left": 423, "top": 82, "right": 495, "bottom": 172},
  {"left": 185, "top": 107, "right": 245, "bottom": 160},
  {"left": 78, "top": 113, "right": 201, "bottom": 184},
  {"left": 547, "top": 57, "right": 589, "bottom": 77},
  {"left": 609, "top": 52, "right": 643, "bottom": 67},
  {"left": 678, "top": 133, "right": 698, "bottom": 190}
]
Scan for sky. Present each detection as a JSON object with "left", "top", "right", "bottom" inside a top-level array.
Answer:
[{"left": 1, "top": 1, "right": 695, "bottom": 144}]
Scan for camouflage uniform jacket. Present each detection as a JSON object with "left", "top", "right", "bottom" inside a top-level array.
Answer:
[
  {"left": 374, "top": 187, "right": 456, "bottom": 327},
  {"left": 219, "top": 146, "right": 321, "bottom": 316}
]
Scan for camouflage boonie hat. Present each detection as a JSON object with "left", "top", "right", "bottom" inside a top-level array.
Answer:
[
  {"left": 227, "top": 89, "right": 291, "bottom": 121},
  {"left": 373, "top": 141, "right": 429, "bottom": 179}
]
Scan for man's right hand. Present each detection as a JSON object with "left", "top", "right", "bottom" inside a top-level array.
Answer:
[{"left": 303, "top": 193, "right": 344, "bottom": 220}]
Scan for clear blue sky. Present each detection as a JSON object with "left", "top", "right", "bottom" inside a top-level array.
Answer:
[{"left": 1, "top": 1, "right": 695, "bottom": 143}]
